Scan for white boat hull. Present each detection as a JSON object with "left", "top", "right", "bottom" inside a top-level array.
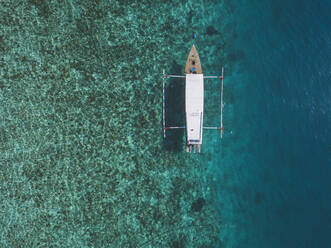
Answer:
[{"left": 185, "top": 74, "right": 204, "bottom": 145}]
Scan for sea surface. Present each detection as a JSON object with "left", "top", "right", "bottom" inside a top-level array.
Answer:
[
  {"left": 208, "top": 0, "right": 331, "bottom": 247},
  {"left": 0, "top": 0, "right": 330, "bottom": 247}
]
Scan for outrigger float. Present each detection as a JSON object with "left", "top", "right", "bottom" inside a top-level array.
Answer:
[{"left": 162, "top": 44, "right": 224, "bottom": 153}]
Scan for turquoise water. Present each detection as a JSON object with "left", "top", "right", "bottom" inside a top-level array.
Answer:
[
  {"left": 0, "top": 0, "right": 330, "bottom": 247},
  {"left": 211, "top": 0, "right": 331, "bottom": 247}
]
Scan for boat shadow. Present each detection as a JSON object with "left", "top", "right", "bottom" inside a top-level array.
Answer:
[{"left": 163, "top": 60, "right": 185, "bottom": 152}]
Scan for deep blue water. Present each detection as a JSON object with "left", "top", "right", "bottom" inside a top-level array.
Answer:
[{"left": 211, "top": 0, "right": 331, "bottom": 247}]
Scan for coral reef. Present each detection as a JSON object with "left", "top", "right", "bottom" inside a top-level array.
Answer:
[{"left": 0, "top": 0, "right": 229, "bottom": 247}]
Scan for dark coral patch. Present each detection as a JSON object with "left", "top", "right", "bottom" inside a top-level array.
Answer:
[
  {"left": 28, "top": 0, "right": 51, "bottom": 19},
  {"left": 170, "top": 233, "right": 187, "bottom": 248},
  {"left": 206, "top": 25, "right": 219, "bottom": 35},
  {"left": 191, "top": 197, "right": 206, "bottom": 212}
]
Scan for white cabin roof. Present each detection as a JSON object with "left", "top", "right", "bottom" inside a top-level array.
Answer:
[{"left": 185, "top": 74, "right": 204, "bottom": 144}]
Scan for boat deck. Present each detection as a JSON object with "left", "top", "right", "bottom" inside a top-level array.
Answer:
[
  {"left": 185, "top": 45, "right": 202, "bottom": 74},
  {"left": 185, "top": 45, "right": 204, "bottom": 153}
]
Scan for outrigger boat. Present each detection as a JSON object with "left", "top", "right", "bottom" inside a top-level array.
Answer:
[{"left": 162, "top": 44, "right": 224, "bottom": 153}]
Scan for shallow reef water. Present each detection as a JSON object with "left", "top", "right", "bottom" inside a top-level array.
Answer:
[{"left": 0, "top": 0, "right": 229, "bottom": 247}]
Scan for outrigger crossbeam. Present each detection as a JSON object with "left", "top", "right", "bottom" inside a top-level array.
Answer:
[
  {"left": 204, "top": 127, "right": 222, "bottom": 130},
  {"left": 164, "top": 75, "right": 222, "bottom": 79},
  {"left": 163, "top": 126, "right": 222, "bottom": 130},
  {"left": 164, "top": 75, "right": 186, "bottom": 78}
]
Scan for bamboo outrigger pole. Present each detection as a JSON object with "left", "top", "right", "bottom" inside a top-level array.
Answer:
[
  {"left": 162, "top": 69, "right": 166, "bottom": 138},
  {"left": 220, "top": 67, "right": 224, "bottom": 139}
]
